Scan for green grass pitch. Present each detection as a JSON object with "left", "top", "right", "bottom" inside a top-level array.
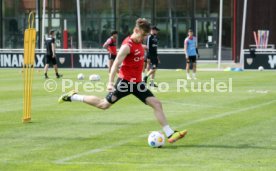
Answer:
[{"left": 0, "top": 68, "right": 276, "bottom": 171}]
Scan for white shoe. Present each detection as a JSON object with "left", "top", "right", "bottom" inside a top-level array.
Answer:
[{"left": 187, "top": 76, "right": 192, "bottom": 80}]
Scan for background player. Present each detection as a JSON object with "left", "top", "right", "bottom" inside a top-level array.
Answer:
[
  {"left": 143, "top": 26, "right": 160, "bottom": 87},
  {"left": 103, "top": 31, "right": 118, "bottom": 72},
  {"left": 184, "top": 29, "right": 199, "bottom": 80},
  {"left": 44, "top": 29, "right": 62, "bottom": 79},
  {"left": 142, "top": 42, "right": 150, "bottom": 79},
  {"left": 59, "top": 18, "right": 187, "bottom": 143}
]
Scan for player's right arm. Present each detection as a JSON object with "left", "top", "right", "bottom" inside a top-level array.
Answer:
[
  {"left": 184, "top": 39, "right": 188, "bottom": 59},
  {"left": 107, "top": 44, "right": 130, "bottom": 92},
  {"left": 103, "top": 38, "right": 111, "bottom": 49},
  {"left": 147, "top": 35, "right": 152, "bottom": 53},
  {"left": 146, "top": 35, "right": 150, "bottom": 50}
]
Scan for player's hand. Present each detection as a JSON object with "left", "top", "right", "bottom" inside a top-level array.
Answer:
[
  {"left": 142, "top": 44, "right": 148, "bottom": 50},
  {"left": 197, "top": 54, "right": 200, "bottom": 59},
  {"left": 52, "top": 55, "right": 56, "bottom": 58},
  {"left": 107, "top": 82, "right": 115, "bottom": 92}
]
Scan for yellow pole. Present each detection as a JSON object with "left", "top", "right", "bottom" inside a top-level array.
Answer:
[{"left": 23, "top": 11, "right": 36, "bottom": 123}]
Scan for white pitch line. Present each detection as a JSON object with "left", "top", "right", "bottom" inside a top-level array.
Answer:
[
  {"left": 175, "top": 99, "right": 276, "bottom": 127},
  {"left": 55, "top": 99, "right": 276, "bottom": 164}
]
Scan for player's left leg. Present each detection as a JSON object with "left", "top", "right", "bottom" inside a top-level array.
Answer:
[
  {"left": 44, "top": 55, "right": 51, "bottom": 79},
  {"left": 192, "top": 56, "right": 197, "bottom": 80},
  {"left": 52, "top": 58, "right": 62, "bottom": 78},
  {"left": 146, "top": 96, "right": 168, "bottom": 126},
  {"left": 186, "top": 58, "right": 191, "bottom": 80},
  {"left": 108, "top": 59, "right": 114, "bottom": 73},
  {"left": 146, "top": 58, "right": 151, "bottom": 72},
  {"left": 44, "top": 64, "right": 49, "bottom": 79},
  {"left": 133, "top": 83, "right": 187, "bottom": 143},
  {"left": 53, "top": 64, "right": 62, "bottom": 78},
  {"left": 146, "top": 97, "right": 188, "bottom": 143},
  {"left": 143, "top": 58, "right": 158, "bottom": 87},
  {"left": 149, "top": 68, "right": 157, "bottom": 87},
  {"left": 143, "top": 69, "right": 157, "bottom": 86},
  {"left": 149, "top": 60, "right": 158, "bottom": 87}
]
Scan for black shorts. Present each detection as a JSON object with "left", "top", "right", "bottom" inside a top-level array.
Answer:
[
  {"left": 109, "top": 54, "right": 116, "bottom": 60},
  {"left": 149, "top": 57, "right": 158, "bottom": 69},
  {"left": 106, "top": 78, "right": 154, "bottom": 104},
  {"left": 45, "top": 54, "right": 57, "bottom": 65},
  {"left": 186, "top": 55, "right": 197, "bottom": 63}
]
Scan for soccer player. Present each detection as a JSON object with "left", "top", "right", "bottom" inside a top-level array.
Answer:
[
  {"left": 184, "top": 29, "right": 199, "bottom": 80},
  {"left": 103, "top": 31, "right": 118, "bottom": 72},
  {"left": 58, "top": 18, "right": 187, "bottom": 143},
  {"left": 143, "top": 26, "right": 160, "bottom": 87},
  {"left": 44, "top": 30, "right": 62, "bottom": 79}
]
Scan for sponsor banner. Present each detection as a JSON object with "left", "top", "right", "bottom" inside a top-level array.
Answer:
[
  {"left": 244, "top": 53, "right": 276, "bottom": 69},
  {"left": 0, "top": 53, "right": 72, "bottom": 68},
  {"left": 0, "top": 52, "right": 186, "bottom": 69},
  {"left": 0, "top": 53, "right": 45, "bottom": 68},
  {"left": 74, "top": 53, "right": 109, "bottom": 68}
]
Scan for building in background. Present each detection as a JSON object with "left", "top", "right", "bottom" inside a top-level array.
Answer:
[{"left": 0, "top": 0, "right": 275, "bottom": 61}]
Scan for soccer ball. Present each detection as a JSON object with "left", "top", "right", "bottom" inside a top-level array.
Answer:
[
  {"left": 258, "top": 66, "right": 264, "bottom": 71},
  {"left": 89, "top": 74, "right": 101, "bottom": 81},
  {"left": 148, "top": 131, "right": 165, "bottom": 148},
  {"left": 77, "top": 73, "right": 84, "bottom": 80}
]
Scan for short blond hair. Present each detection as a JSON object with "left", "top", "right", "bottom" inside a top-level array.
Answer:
[{"left": 135, "top": 18, "right": 151, "bottom": 33}]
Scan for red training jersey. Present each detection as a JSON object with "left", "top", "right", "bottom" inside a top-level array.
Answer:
[
  {"left": 103, "top": 37, "right": 117, "bottom": 55},
  {"left": 119, "top": 37, "right": 144, "bottom": 83}
]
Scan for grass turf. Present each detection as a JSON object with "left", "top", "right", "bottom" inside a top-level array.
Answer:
[{"left": 0, "top": 68, "right": 276, "bottom": 171}]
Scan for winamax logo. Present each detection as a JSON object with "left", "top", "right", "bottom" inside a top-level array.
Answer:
[
  {"left": 0, "top": 54, "right": 44, "bottom": 67},
  {"left": 78, "top": 54, "right": 109, "bottom": 68}
]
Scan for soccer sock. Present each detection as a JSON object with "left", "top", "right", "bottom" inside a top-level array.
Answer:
[
  {"left": 163, "top": 125, "right": 174, "bottom": 137},
  {"left": 192, "top": 73, "right": 196, "bottom": 78},
  {"left": 142, "top": 72, "right": 145, "bottom": 78},
  {"left": 186, "top": 73, "right": 190, "bottom": 78},
  {"left": 56, "top": 72, "right": 59, "bottom": 77},
  {"left": 71, "top": 94, "right": 84, "bottom": 102},
  {"left": 44, "top": 73, "right": 48, "bottom": 77},
  {"left": 150, "top": 79, "right": 154, "bottom": 85}
]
